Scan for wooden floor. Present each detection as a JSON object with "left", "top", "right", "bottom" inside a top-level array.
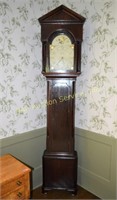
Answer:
[{"left": 31, "top": 186, "right": 100, "bottom": 199}]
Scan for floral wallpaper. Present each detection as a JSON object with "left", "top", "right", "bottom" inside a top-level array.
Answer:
[{"left": 0, "top": 0, "right": 117, "bottom": 139}]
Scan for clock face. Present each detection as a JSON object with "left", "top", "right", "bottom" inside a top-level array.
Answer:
[{"left": 49, "top": 34, "right": 74, "bottom": 72}]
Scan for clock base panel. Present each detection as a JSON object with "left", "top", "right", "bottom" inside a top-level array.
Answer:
[{"left": 42, "top": 150, "right": 78, "bottom": 195}]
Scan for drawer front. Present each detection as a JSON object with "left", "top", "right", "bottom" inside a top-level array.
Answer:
[
  {"left": 2, "top": 187, "right": 24, "bottom": 200},
  {"left": 1, "top": 176, "right": 24, "bottom": 196}
]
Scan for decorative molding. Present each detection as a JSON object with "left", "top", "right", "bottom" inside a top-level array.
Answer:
[
  {"left": 0, "top": 128, "right": 46, "bottom": 189},
  {"left": 75, "top": 128, "right": 117, "bottom": 199},
  {"left": 0, "top": 128, "right": 46, "bottom": 149},
  {"left": 0, "top": 127, "right": 116, "bottom": 199}
]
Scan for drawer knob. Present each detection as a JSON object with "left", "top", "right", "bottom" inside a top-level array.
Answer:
[
  {"left": 16, "top": 180, "right": 22, "bottom": 186},
  {"left": 17, "top": 192, "right": 22, "bottom": 198}
]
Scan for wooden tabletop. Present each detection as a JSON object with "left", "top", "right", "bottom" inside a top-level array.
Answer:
[{"left": 0, "top": 154, "right": 31, "bottom": 184}]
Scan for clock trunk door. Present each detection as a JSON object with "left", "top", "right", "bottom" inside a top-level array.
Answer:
[{"left": 47, "top": 78, "right": 75, "bottom": 154}]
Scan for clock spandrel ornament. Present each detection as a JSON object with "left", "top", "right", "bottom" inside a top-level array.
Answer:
[{"left": 39, "top": 5, "right": 85, "bottom": 195}]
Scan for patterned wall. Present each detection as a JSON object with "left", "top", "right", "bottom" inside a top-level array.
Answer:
[{"left": 0, "top": 0, "right": 117, "bottom": 139}]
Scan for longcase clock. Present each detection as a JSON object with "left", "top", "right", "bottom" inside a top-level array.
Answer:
[{"left": 39, "top": 5, "right": 85, "bottom": 195}]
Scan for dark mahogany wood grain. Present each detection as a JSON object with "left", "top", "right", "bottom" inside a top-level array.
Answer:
[
  {"left": 39, "top": 5, "right": 86, "bottom": 75},
  {"left": 47, "top": 78, "right": 75, "bottom": 153},
  {"left": 39, "top": 5, "right": 85, "bottom": 195},
  {"left": 42, "top": 151, "right": 77, "bottom": 194}
]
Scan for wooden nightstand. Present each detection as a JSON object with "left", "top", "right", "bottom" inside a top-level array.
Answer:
[{"left": 0, "top": 154, "right": 31, "bottom": 199}]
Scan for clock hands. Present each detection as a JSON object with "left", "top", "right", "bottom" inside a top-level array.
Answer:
[{"left": 56, "top": 56, "right": 64, "bottom": 66}]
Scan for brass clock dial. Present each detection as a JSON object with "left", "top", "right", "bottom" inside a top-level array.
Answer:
[{"left": 49, "top": 34, "right": 74, "bottom": 72}]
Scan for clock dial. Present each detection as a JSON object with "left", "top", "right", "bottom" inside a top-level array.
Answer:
[{"left": 49, "top": 34, "right": 74, "bottom": 72}]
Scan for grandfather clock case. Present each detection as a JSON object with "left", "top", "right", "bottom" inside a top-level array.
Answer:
[{"left": 39, "top": 5, "right": 85, "bottom": 194}]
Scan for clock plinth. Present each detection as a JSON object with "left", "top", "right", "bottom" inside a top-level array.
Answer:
[
  {"left": 42, "top": 150, "right": 77, "bottom": 195},
  {"left": 39, "top": 4, "right": 85, "bottom": 195}
]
